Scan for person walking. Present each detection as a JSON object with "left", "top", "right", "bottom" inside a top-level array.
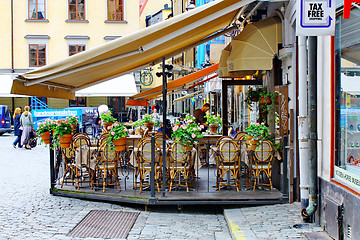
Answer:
[
  {"left": 20, "top": 106, "right": 34, "bottom": 150},
  {"left": 12, "top": 108, "right": 23, "bottom": 148}
]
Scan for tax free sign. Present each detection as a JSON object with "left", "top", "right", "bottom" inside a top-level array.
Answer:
[{"left": 297, "top": 0, "right": 335, "bottom": 36}]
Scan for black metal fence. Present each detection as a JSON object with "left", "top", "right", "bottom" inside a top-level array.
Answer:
[{"left": 50, "top": 134, "right": 288, "bottom": 200}]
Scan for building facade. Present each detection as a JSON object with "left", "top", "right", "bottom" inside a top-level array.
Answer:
[{"left": 0, "top": 0, "right": 169, "bottom": 120}]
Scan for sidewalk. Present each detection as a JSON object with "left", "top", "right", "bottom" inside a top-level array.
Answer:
[{"left": 223, "top": 203, "right": 333, "bottom": 240}]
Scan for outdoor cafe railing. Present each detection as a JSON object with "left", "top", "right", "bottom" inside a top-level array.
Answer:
[{"left": 50, "top": 133, "right": 288, "bottom": 201}]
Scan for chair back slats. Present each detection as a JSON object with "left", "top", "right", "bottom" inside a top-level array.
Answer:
[
  {"left": 167, "top": 142, "right": 192, "bottom": 167},
  {"left": 254, "top": 140, "right": 274, "bottom": 162},
  {"left": 234, "top": 132, "right": 246, "bottom": 140},
  {"left": 216, "top": 138, "right": 240, "bottom": 164}
]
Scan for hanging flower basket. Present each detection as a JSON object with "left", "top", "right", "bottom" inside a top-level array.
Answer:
[
  {"left": 245, "top": 135, "right": 260, "bottom": 151},
  {"left": 209, "top": 123, "right": 219, "bottom": 134},
  {"left": 260, "top": 96, "right": 272, "bottom": 105},
  {"left": 40, "top": 131, "right": 50, "bottom": 145},
  {"left": 59, "top": 134, "right": 73, "bottom": 148},
  {"left": 112, "top": 137, "right": 127, "bottom": 152}
]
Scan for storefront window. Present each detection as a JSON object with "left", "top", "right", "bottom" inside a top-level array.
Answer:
[{"left": 335, "top": 8, "right": 360, "bottom": 191}]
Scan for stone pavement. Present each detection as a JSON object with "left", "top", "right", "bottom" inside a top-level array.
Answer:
[
  {"left": 0, "top": 134, "right": 230, "bottom": 240},
  {"left": 0, "top": 133, "right": 331, "bottom": 240},
  {"left": 224, "top": 203, "right": 332, "bottom": 240}
]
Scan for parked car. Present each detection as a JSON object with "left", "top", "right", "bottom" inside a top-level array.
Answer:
[
  {"left": 66, "top": 107, "right": 100, "bottom": 136},
  {"left": 0, "top": 105, "right": 12, "bottom": 136}
]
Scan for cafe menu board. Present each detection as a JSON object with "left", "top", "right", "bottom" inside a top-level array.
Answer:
[{"left": 279, "top": 86, "right": 289, "bottom": 138}]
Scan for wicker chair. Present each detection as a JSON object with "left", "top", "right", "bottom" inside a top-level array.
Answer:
[
  {"left": 136, "top": 137, "right": 162, "bottom": 193},
  {"left": 167, "top": 142, "right": 193, "bottom": 192},
  {"left": 250, "top": 140, "right": 274, "bottom": 191},
  {"left": 93, "top": 134, "right": 121, "bottom": 192},
  {"left": 215, "top": 138, "right": 241, "bottom": 192}
]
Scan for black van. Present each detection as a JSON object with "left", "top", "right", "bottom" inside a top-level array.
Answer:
[{"left": 0, "top": 105, "right": 12, "bottom": 136}]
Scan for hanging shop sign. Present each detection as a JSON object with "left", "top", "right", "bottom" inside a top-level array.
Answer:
[
  {"left": 33, "top": 109, "right": 83, "bottom": 130},
  {"left": 296, "top": 0, "right": 335, "bottom": 36}
]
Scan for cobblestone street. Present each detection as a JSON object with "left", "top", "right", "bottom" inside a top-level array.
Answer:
[
  {"left": 0, "top": 134, "right": 231, "bottom": 240},
  {"left": 0, "top": 134, "right": 331, "bottom": 240}
]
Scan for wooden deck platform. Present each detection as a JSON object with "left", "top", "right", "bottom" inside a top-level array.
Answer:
[{"left": 52, "top": 167, "right": 285, "bottom": 206}]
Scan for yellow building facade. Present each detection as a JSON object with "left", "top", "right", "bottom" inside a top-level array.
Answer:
[{"left": 0, "top": 0, "right": 170, "bottom": 114}]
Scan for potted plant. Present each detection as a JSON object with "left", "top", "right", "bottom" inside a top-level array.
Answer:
[
  {"left": 67, "top": 116, "right": 79, "bottom": 131},
  {"left": 100, "top": 110, "right": 116, "bottom": 128},
  {"left": 245, "top": 122, "right": 270, "bottom": 150},
  {"left": 142, "top": 114, "right": 155, "bottom": 131},
  {"left": 53, "top": 119, "right": 74, "bottom": 148},
  {"left": 108, "top": 122, "right": 129, "bottom": 151},
  {"left": 172, "top": 114, "right": 204, "bottom": 149},
  {"left": 205, "top": 113, "right": 222, "bottom": 134},
  {"left": 244, "top": 88, "right": 262, "bottom": 107},
  {"left": 36, "top": 120, "right": 56, "bottom": 145}
]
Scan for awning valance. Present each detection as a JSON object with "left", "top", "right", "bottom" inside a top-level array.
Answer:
[
  {"left": 11, "top": 0, "right": 253, "bottom": 99},
  {"left": 75, "top": 74, "right": 138, "bottom": 97},
  {"left": 218, "top": 17, "right": 282, "bottom": 78},
  {"left": 126, "top": 63, "right": 219, "bottom": 105}
]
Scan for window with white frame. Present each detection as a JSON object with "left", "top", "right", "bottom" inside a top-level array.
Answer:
[
  {"left": 68, "top": 0, "right": 85, "bottom": 21},
  {"left": 29, "top": 44, "right": 46, "bottom": 67},
  {"left": 65, "top": 36, "right": 89, "bottom": 56},
  {"left": 25, "top": 35, "right": 49, "bottom": 68},
  {"left": 69, "top": 45, "right": 86, "bottom": 56},
  {"left": 28, "top": 0, "right": 46, "bottom": 20},
  {"left": 107, "top": 0, "right": 124, "bottom": 21}
]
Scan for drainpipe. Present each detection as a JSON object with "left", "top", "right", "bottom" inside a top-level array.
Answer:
[
  {"left": 298, "top": 36, "right": 310, "bottom": 210},
  {"left": 11, "top": 0, "right": 14, "bottom": 73},
  {"left": 301, "top": 36, "right": 318, "bottom": 221}
]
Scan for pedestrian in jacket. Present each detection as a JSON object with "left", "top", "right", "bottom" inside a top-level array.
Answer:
[
  {"left": 20, "top": 106, "right": 34, "bottom": 150},
  {"left": 12, "top": 108, "right": 22, "bottom": 148}
]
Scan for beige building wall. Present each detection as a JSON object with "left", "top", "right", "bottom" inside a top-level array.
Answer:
[
  {"left": 10, "top": 0, "right": 141, "bottom": 69},
  {"left": 0, "top": 3, "right": 12, "bottom": 69},
  {"left": 14, "top": 97, "right": 30, "bottom": 109},
  {"left": 47, "top": 98, "right": 68, "bottom": 109},
  {"left": 87, "top": 97, "right": 108, "bottom": 108},
  {"left": 0, "top": 98, "right": 13, "bottom": 110}
]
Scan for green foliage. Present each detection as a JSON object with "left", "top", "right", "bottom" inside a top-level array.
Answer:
[
  {"left": 205, "top": 114, "right": 222, "bottom": 125},
  {"left": 53, "top": 119, "right": 73, "bottom": 137},
  {"left": 245, "top": 122, "right": 270, "bottom": 140},
  {"left": 171, "top": 114, "right": 203, "bottom": 146},
  {"left": 36, "top": 119, "right": 56, "bottom": 135},
  {"left": 100, "top": 110, "right": 116, "bottom": 123},
  {"left": 108, "top": 122, "right": 129, "bottom": 141},
  {"left": 67, "top": 116, "right": 79, "bottom": 125},
  {"left": 142, "top": 114, "right": 155, "bottom": 123}
]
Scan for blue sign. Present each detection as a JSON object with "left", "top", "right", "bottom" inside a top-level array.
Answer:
[{"left": 33, "top": 109, "right": 83, "bottom": 130}]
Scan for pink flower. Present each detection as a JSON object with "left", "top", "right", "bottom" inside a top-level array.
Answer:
[
  {"left": 256, "top": 123, "right": 260, "bottom": 126},
  {"left": 173, "top": 125, "right": 179, "bottom": 131},
  {"left": 198, "top": 127, "right": 201, "bottom": 131},
  {"left": 182, "top": 125, "right": 187, "bottom": 130},
  {"left": 200, "top": 125, "right": 204, "bottom": 129},
  {"left": 111, "top": 131, "right": 115, "bottom": 135},
  {"left": 64, "top": 127, "right": 67, "bottom": 130},
  {"left": 113, "top": 122, "right": 119, "bottom": 127},
  {"left": 124, "top": 128, "right": 128, "bottom": 131},
  {"left": 107, "top": 126, "right": 112, "bottom": 130},
  {"left": 192, "top": 133, "right": 196, "bottom": 138},
  {"left": 193, "top": 127, "right": 197, "bottom": 131},
  {"left": 124, "top": 122, "right": 130, "bottom": 126},
  {"left": 261, "top": 122, "right": 265, "bottom": 125}
]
